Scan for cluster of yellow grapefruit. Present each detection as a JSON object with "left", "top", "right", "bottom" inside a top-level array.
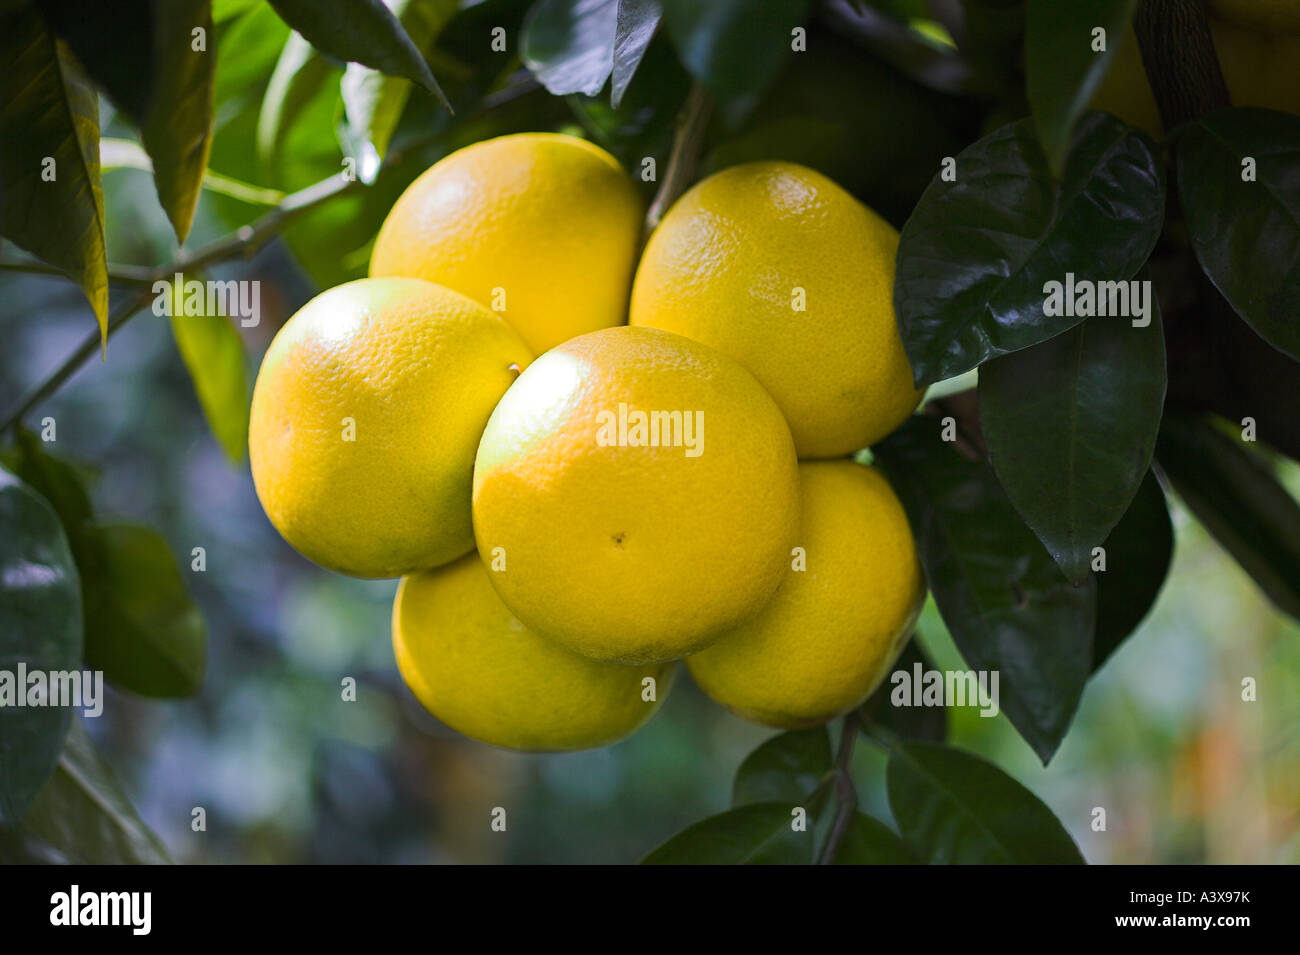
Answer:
[{"left": 249, "top": 133, "right": 926, "bottom": 751}]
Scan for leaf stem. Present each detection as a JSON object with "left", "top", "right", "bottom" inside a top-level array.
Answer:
[
  {"left": 642, "top": 82, "right": 712, "bottom": 242},
  {"left": 816, "top": 711, "right": 860, "bottom": 865},
  {"left": 0, "top": 171, "right": 361, "bottom": 434}
]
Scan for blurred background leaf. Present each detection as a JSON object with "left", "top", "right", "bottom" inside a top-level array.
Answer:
[
  {"left": 0, "top": 465, "right": 82, "bottom": 825},
  {"left": 257, "top": 33, "right": 334, "bottom": 181},
  {"left": 83, "top": 524, "right": 207, "bottom": 698},
  {"left": 1156, "top": 415, "right": 1300, "bottom": 623},
  {"left": 4, "top": 434, "right": 206, "bottom": 699},
  {"left": 168, "top": 284, "right": 250, "bottom": 465},
  {"left": 0, "top": 721, "right": 170, "bottom": 863}
]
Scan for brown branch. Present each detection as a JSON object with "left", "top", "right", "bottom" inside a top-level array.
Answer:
[
  {"left": 642, "top": 83, "right": 712, "bottom": 241},
  {"left": 1134, "top": 0, "right": 1231, "bottom": 131},
  {"left": 816, "top": 712, "right": 860, "bottom": 865}
]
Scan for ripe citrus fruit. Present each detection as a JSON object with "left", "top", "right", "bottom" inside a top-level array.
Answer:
[
  {"left": 249, "top": 277, "right": 531, "bottom": 579},
  {"left": 1210, "top": 0, "right": 1300, "bottom": 33},
  {"left": 369, "top": 132, "right": 644, "bottom": 354},
  {"left": 1210, "top": 18, "right": 1300, "bottom": 114},
  {"left": 472, "top": 325, "right": 801, "bottom": 664},
  {"left": 394, "top": 554, "right": 674, "bottom": 751},
  {"left": 629, "top": 161, "right": 923, "bottom": 459},
  {"left": 687, "top": 460, "right": 925, "bottom": 729}
]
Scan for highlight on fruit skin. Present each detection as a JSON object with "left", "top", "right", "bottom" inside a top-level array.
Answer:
[
  {"left": 629, "top": 160, "right": 923, "bottom": 459},
  {"left": 369, "top": 132, "right": 645, "bottom": 354},
  {"left": 393, "top": 553, "right": 675, "bottom": 752},
  {"left": 471, "top": 324, "right": 801, "bottom": 665},
  {"left": 687, "top": 460, "right": 926, "bottom": 730},
  {"left": 248, "top": 277, "right": 532, "bottom": 580}
]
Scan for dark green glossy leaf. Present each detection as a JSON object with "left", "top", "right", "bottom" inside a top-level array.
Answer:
[
  {"left": 83, "top": 524, "right": 207, "bottom": 698},
  {"left": 522, "top": 0, "right": 618, "bottom": 98},
  {"left": 642, "top": 802, "right": 816, "bottom": 864},
  {"left": 1093, "top": 469, "right": 1172, "bottom": 669},
  {"left": 1156, "top": 415, "right": 1300, "bottom": 621},
  {"left": 0, "top": 466, "right": 82, "bottom": 826},
  {"left": 832, "top": 813, "right": 917, "bottom": 865},
  {"left": 341, "top": 0, "right": 457, "bottom": 166},
  {"left": 1, "top": 721, "right": 170, "bottom": 863},
  {"left": 169, "top": 293, "right": 250, "bottom": 464},
  {"left": 612, "top": 0, "right": 660, "bottom": 107},
  {"left": 1025, "top": 0, "right": 1136, "bottom": 175},
  {"left": 1177, "top": 107, "right": 1300, "bottom": 362},
  {"left": 5, "top": 436, "right": 207, "bottom": 698},
  {"left": 887, "top": 742, "right": 1084, "bottom": 864},
  {"left": 874, "top": 417, "right": 1095, "bottom": 764},
  {"left": 268, "top": 0, "right": 449, "bottom": 109},
  {"left": 0, "top": 2, "right": 107, "bottom": 341},
  {"left": 660, "top": 0, "right": 812, "bottom": 127},
  {"left": 895, "top": 113, "right": 1163, "bottom": 386},
  {"left": 860, "top": 636, "right": 948, "bottom": 744},
  {"left": 0, "top": 430, "right": 93, "bottom": 530},
  {"left": 980, "top": 295, "right": 1166, "bottom": 583},
  {"left": 732, "top": 727, "right": 831, "bottom": 807}
]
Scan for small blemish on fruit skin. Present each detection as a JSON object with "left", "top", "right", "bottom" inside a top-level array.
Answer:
[
  {"left": 507, "top": 362, "right": 522, "bottom": 378},
  {"left": 612, "top": 532, "right": 626, "bottom": 548}
]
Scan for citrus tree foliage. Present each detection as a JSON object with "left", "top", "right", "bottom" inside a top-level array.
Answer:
[{"left": 1, "top": 0, "right": 1297, "bottom": 864}]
